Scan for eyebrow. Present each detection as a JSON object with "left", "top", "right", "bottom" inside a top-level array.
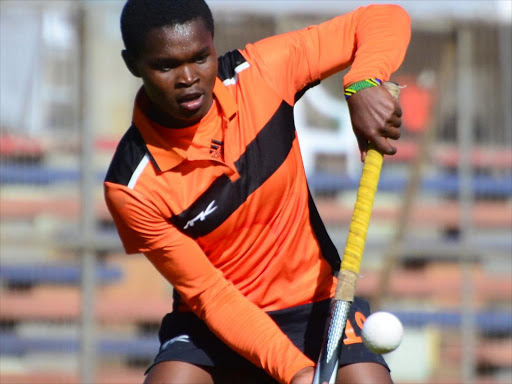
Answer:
[
  {"left": 191, "top": 47, "right": 211, "bottom": 59},
  {"left": 152, "top": 46, "right": 211, "bottom": 65}
]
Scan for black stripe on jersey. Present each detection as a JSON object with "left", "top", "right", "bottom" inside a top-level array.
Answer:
[
  {"left": 295, "top": 80, "right": 321, "bottom": 103},
  {"left": 104, "top": 125, "right": 151, "bottom": 185},
  {"left": 307, "top": 189, "right": 340, "bottom": 275},
  {"left": 170, "top": 101, "right": 295, "bottom": 238},
  {"left": 217, "top": 50, "right": 247, "bottom": 82}
]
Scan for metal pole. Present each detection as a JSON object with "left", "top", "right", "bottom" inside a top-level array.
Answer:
[
  {"left": 498, "top": 25, "right": 512, "bottom": 146},
  {"left": 456, "top": 26, "right": 476, "bottom": 384},
  {"left": 79, "top": 2, "right": 96, "bottom": 383}
]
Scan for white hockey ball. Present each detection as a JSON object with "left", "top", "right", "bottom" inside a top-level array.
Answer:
[{"left": 362, "top": 311, "right": 403, "bottom": 354}]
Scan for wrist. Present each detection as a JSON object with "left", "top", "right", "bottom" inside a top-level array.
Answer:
[{"left": 344, "top": 77, "right": 382, "bottom": 99}]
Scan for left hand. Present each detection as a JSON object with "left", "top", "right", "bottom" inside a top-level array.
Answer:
[
  {"left": 347, "top": 84, "right": 402, "bottom": 162},
  {"left": 290, "top": 366, "right": 328, "bottom": 384},
  {"left": 290, "top": 366, "right": 315, "bottom": 384}
]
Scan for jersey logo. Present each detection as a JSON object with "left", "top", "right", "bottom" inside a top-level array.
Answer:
[
  {"left": 210, "top": 139, "right": 224, "bottom": 159},
  {"left": 184, "top": 200, "right": 218, "bottom": 230}
]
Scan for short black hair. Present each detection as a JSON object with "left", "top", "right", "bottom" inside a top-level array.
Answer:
[{"left": 120, "top": 0, "right": 214, "bottom": 57}]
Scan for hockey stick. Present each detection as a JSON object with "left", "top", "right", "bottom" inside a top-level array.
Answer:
[{"left": 313, "top": 81, "right": 400, "bottom": 384}]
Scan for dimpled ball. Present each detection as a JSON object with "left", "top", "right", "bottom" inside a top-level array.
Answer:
[{"left": 362, "top": 311, "right": 403, "bottom": 354}]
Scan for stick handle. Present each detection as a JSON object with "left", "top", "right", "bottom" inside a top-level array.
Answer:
[
  {"left": 340, "top": 81, "right": 400, "bottom": 281},
  {"left": 313, "top": 82, "right": 400, "bottom": 384}
]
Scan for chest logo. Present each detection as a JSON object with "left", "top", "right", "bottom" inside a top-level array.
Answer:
[
  {"left": 184, "top": 200, "right": 218, "bottom": 230},
  {"left": 210, "top": 139, "right": 224, "bottom": 158}
]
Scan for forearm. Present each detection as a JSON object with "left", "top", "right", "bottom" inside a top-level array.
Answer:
[
  {"left": 309, "top": 5, "right": 410, "bottom": 84},
  {"left": 342, "top": 4, "right": 411, "bottom": 85},
  {"left": 240, "top": 5, "right": 410, "bottom": 106},
  {"left": 145, "top": 245, "right": 313, "bottom": 384},
  {"left": 200, "top": 277, "right": 314, "bottom": 383}
]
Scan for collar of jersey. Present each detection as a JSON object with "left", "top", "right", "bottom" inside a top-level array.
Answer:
[{"left": 133, "top": 78, "right": 237, "bottom": 172}]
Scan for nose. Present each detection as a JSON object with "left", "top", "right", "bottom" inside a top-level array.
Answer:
[{"left": 176, "top": 64, "right": 198, "bottom": 88}]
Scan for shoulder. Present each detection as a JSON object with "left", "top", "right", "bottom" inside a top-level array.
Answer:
[
  {"left": 104, "top": 125, "right": 149, "bottom": 187},
  {"left": 217, "top": 49, "right": 250, "bottom": 84}
]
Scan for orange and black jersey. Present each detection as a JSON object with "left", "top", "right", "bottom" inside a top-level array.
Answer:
[{"left": 105, "top": 5, "right": 410, "bottom": 383}]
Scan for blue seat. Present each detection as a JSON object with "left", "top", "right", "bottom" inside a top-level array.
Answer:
[
  {"left": 1, "top": 310, "right": 510, "bottom": 357},
  {"left": 0, "top": 333, "right": 158, "bottom": 358},
  {"left": 392, "top": 310, "right": 512, "bottom": 333},
  {"left": 1, "top": 164, "right": 511, "bottom": 197},
  {"left": 0, "top": 164, "right": 105, "bottom": 185},
  {"left": 0, "top": 263, "right": 122, "bottom": 285},
  {"left": 308, "top": 171, "right": 512, "bottom": 197}
]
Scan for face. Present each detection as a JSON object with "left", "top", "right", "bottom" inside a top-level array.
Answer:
[{"left": 125, "top": 18, "right": 218, "bottom": 128}]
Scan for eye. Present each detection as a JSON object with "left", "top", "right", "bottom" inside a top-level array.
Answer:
[
  {"left": 196, "top": 55, "right": 208, "bottom": 64},
  {"left": 159, "top": 63, "right": 178, "bottom": 72},
  {"left": 150, "top": 60, "right": 178, "bottom": 72}
]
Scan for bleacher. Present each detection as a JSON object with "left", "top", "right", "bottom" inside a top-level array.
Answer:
[
  {"left": 1, "top": 2, "right": 511, "bottom": 382},
  {"left": 0, "top": 248, "right": 172, "bottom": 383},
  {"left": 1, "top": 142, "right": 511, "bottom": 384}
]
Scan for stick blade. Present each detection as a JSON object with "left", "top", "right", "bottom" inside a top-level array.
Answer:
[
  {"left": 313, "top": 300, "right": 352, "bottom": 384},
  {"left": 313, "top": 355, "right": 339, "bottom": 384}
]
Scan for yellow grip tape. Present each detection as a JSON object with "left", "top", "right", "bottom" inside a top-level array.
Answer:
[
  {"left": 340, "top": 149, "right": 383, "bottom": 274},
  {"left": 339, "top": 81, "right": 399, "bottom": 275}
]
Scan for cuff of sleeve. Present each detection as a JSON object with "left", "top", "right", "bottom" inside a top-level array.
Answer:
[{"left": 344, "top": 77, "right": 382, "bottom": 99}]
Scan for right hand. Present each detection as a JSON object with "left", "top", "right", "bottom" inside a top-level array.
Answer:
[{"left": 347, "top": 84, "right": 402, "bottom": 162}]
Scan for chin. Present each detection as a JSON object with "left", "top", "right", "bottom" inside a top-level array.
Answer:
[
  {"left": 171, "top": 113, "right": 202, "bottom": 128},
  {"left": 181, "top": 108, "right": 208, "bottom": 123}
]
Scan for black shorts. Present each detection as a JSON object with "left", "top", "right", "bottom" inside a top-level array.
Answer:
[{"left": 146, "top": 297, "right": 388, "bottom": 383}]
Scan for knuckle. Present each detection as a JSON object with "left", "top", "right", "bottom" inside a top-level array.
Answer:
[
  {"left": 385, "top": 145, "right": 397, "bottom": 155},
  {"left": 365, "top": 131, "right": 378, "bottom": 142}
]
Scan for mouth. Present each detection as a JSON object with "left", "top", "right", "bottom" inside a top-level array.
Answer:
[{"left": 177, "top": 92, "right": 204, "bottom": 112}]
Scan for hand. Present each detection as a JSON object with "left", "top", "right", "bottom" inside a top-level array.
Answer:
[
  {"left": 347, "top": 84, "right": 402, "bottom": 162},
  {"left": 290, "top": 366, "right": 328, "bottom": 384}
]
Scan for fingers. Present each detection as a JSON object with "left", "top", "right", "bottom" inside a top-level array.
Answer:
[
  {"left": 356, "top": 124, "right": 400, "bottom": 161},
  {"left": 348, "top": 85, "right": 403, "bottom": 160},
  {"left": 381, "top": 119, "right": 401, "bottom": 141},
  {"left": 362, "top": 116, "right": 401, "bottom": 156},
  {"left": 372, "top": 136, "right": 397, "bottom": 156},
  {"left": 373, "top": 103, "right": 401, "bottom": 155},
  {"left": 388, "top": 112, "right": 402, "bottom": 129},
  {"left": 358, "top": 126, "right": 400, "bottom": 158},
  {"left": 394, "top": 101, "right": 403, "bottom": 118}
]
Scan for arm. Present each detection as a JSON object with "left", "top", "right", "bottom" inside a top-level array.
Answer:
[
  {"left": 242, "top": 5, "right": 410, "bottom": 105},
  {"left": 243, "top": 4, "right": 410, "bottom": 159},
  {"left": 104, "top": 182, "right": 313, "bottom": 384}
]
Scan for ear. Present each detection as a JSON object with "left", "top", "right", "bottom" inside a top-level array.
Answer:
[{"left": 122, "top": 49, "right": 141, "bottom": 78}]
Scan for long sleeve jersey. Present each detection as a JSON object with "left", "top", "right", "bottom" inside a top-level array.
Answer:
[{"left": 104, "top": 5, "right": 410, "bottom": 383}]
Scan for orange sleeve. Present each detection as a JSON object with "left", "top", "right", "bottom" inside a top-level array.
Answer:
[
  {"left": 104, "top": 182, "right": 313, "bottom": 384},
  {"left": 242, "top": 4, "right": 411, "bottom": 105}
]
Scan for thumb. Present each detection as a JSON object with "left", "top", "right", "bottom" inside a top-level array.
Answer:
[{"left": 356, "top": 135, "right": 369, "bottom": 162}]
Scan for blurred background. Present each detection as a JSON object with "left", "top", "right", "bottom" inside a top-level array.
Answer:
[{"left": 1, "top": 1, "right": 511, "bottom": 383}]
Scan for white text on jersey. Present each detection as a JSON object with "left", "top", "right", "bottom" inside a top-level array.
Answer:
[{"left": 184, "top": 200, "right": 218, "bottom": 229}]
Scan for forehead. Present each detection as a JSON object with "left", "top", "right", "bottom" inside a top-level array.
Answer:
[{"left": 141, "top": 18, "right": 213, "bottom": 59}]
